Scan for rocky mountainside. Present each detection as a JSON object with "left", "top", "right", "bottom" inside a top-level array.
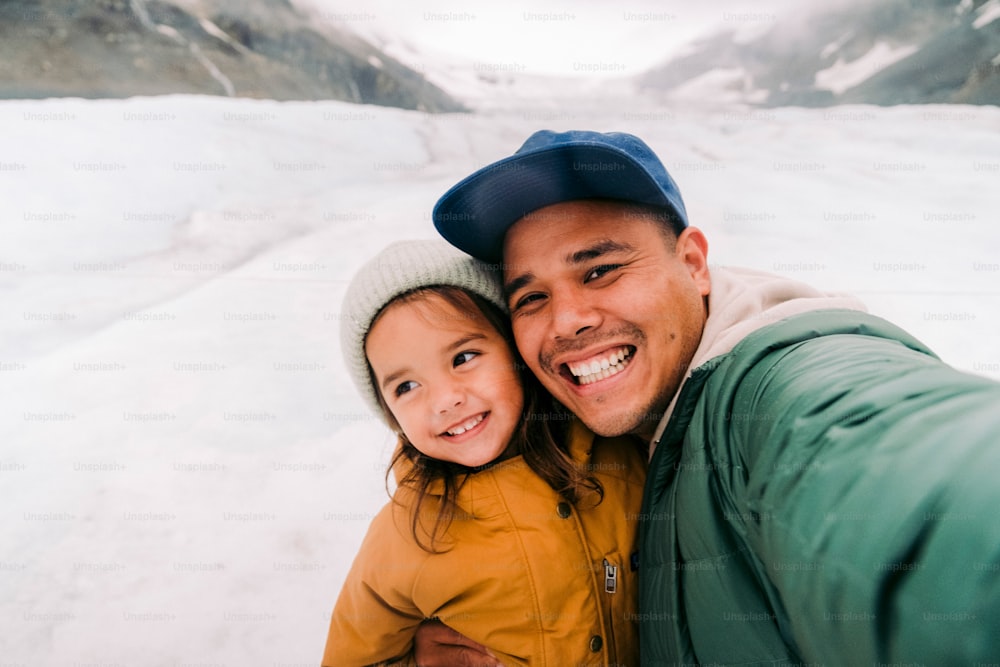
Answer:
[
  {"left": 640, "top": 0, "right": 1000, "bottom": 106},
  {"left": 0, "top": 0, "right": 463, "bottom": 111}
]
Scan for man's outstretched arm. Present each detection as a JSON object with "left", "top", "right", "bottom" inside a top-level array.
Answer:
[{"left": 729, "top": 330, "right": 1000, "bottom": 663}]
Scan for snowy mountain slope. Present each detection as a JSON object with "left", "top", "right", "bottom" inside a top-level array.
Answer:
[
  {"left": 641, "top": 0, "right": 1000, "bottom": 106},
  {"left": 0, "top": 0, "right": 462, "bottom": 110},
  {"left": 1, "top": 95, "right": 998, "bottom": 664}
]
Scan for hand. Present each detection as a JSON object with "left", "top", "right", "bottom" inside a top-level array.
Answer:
[{"left": 413, "top": 618, "right": 502, "bottom": 667}]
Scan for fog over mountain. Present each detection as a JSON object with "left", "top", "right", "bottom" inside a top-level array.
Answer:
[
  {"left": 0, "top": 0, "right": 462, "bottom": 111},
  {"left": 640, "top": 0, "right": 1000, "bottom": 106},
  {"left": 4, "top": 0, "right": 997, "bottom": 110}
]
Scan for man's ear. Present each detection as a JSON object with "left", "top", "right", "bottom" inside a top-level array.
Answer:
[{"left": 676, "top": 227, "right": 711, "bottom": 296}]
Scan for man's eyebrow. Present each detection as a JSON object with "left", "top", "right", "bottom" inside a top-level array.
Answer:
[
  {"left": 567, "top": 240, "right": 634, "bottom": 265},
  {"left": 504, "top": 272, "right": 535, "bottom": 301},
  {"left": 504, "top": 240, "right": 635, "bottom": 300}
]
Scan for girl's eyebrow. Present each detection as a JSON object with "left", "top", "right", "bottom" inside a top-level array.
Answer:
[
  {"left": 380, "top": 366, "right": 410, "bottom": 392},
  {"left": 379, "top": 333, "right": 489, "bottom": 391},
  {"left": 446, "top": 332, "right": 487, "bottom": 352}
]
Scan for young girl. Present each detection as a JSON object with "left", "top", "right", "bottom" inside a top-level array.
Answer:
[{"left": 323, "top": 239, "right": 647, "bottom": 666}]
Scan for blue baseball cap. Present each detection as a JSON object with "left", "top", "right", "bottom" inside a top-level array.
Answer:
[{"left": 433, "top": 130, "right": 688, "bottom": 262}]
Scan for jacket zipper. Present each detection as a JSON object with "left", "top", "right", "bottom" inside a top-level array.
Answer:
[{"left": 603, "top": 558, "right": 618, "bottom": 594}]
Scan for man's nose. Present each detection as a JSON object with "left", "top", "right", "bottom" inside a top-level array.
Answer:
[{"left": 550, "top": 287, "right": 601, "bottom": 339}]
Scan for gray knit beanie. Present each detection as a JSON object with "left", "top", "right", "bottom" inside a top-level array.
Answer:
[{"left": 340, "top": 239, "right": 506, "bottom": 422}]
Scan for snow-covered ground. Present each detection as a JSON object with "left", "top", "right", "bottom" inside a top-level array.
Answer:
[{"left": 2, "top": 91, "right": 998, "bottom": 665}]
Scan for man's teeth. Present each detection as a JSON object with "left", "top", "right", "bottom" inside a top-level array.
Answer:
[
  {"left": 447, "top": 413, "right": 485, "bottom": 436},
  {"left": 568, "top": 348, "right": 632, "bottom": 385}
]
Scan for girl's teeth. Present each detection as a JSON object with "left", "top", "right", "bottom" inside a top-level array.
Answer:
[{"left": 448, "top": 414, "right": 484, "bottom": 435}]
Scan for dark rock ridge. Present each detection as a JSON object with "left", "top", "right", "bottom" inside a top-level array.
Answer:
[
  {"left": 0, "top": 0, "right": 463, "bottom": 111},
  {"left": 640, "top": 0, "right": 1000, "bottom": 106}
]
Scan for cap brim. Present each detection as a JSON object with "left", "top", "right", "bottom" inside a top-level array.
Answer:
[{"left": 433, "top": 143, "right": 672, "bottom": 263}]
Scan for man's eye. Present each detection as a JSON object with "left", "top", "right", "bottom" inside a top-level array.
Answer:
[
  {"left": 394, "top": 381, "right": 418, "bottom": 397},
  {"left": 585, "top": 264, "right": 621, "bottom": 281},
  {"left": 512, "top": 293, "right": 544, "bottom": 311},
  {"left": 454, "top": 351, "right": 479, "bottom": 367}
]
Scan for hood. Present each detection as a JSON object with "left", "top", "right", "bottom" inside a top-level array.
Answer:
[{"left": 649, "top": 265, "right": 867, "bottom": 454}]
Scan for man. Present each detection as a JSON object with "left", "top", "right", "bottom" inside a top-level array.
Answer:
[{"left": 415, "top": 130, "right": 1000, "bottom": 665}]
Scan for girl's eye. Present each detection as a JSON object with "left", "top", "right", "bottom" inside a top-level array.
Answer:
[
  {"left": 394, "top": 380, "right": 418, "bottom": 397},
  {"left": 454, "top": 351, "right": 479, "bottom": 367},
  {"left": 585, "top": 264, "right": 621, "bottom": 281}
]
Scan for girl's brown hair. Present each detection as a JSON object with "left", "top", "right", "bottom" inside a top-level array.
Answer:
[{"left": 367, "top": 285, "right": 603, "bottom": 552}]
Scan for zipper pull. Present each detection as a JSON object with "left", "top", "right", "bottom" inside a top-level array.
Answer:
[{"left": 603, "top": 559, "right": 618, "bottom": 594}]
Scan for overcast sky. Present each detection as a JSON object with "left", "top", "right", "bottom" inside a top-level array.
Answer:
[{"left": 294, "top": 0, "right": 808, "bottom": 76}]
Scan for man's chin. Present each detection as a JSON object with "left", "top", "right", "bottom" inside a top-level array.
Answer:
[
  {"left": 573, "top": 405, "right": 646, "bottom": 438},
  {"left": 541, "top": 376, "right": 650, "bottom": 436},
  {"left": 562, "top": 389, "right": 666, "bottom": 439}
]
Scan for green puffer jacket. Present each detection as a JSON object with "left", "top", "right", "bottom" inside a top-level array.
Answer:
[{"left": 639, "top": 308, "right": 1000, "bottom": 665}]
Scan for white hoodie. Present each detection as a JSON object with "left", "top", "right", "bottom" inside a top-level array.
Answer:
[{"left": 649, "top": 265, "right": 867, "bottom": 456}]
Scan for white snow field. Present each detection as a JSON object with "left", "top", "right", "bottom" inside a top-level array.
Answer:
[{"left": 1, "top": 92, "right": 998, "bottom": 665}]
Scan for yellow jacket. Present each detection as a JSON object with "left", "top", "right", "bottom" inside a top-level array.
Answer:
[{"left": 322, "top": 419, "right": 647, "bottom": 666}]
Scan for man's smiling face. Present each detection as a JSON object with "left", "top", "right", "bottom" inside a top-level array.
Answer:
[{"left": 503, "top": 200, "right": 711, "bottom": 439}]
